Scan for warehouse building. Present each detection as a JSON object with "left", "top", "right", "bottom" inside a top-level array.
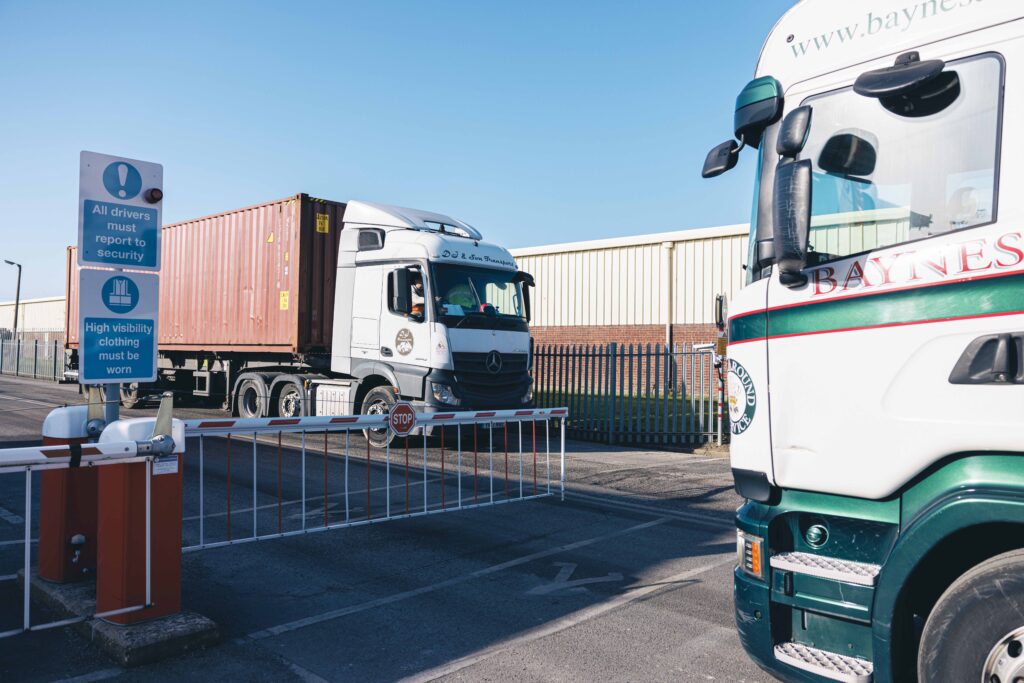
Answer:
[
  {"left": 511, "top": 223, "right": 748, "bottom": 348},
  {"left": 0, "top": 296, "right": 66, "bottom": 341}
]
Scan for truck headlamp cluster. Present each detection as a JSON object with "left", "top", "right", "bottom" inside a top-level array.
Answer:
[
  {"left": 737, "top": 530, "right": 764, "bottom": 579},
  {"left": 431, "top": 383, "right": 460, "bottom": 406}
]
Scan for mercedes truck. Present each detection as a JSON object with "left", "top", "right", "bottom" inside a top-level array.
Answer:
[
  {"left": 702, "top": 1, "right": 1024, "bottom": 680},
  {"left": 66, "top": 194, "right": 535, "bottom": 445}
]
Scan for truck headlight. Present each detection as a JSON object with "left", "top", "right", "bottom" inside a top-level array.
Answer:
[
  {"left": 431, "top": 383, "right": 460, "bottom": 406},
  {"left": 737, "top": 530, "right": 764, "bottom": 579},
  {"left": 521, "top": 384, "right": 534, "bottom": 403}
]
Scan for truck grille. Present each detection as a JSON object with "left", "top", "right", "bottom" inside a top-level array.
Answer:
[{"left": 451, "top": 352, "right": 530, "bottom": 405}]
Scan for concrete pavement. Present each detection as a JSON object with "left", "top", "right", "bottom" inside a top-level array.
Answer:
[{"left": 0, "top": 375, "right": 770, "bottom": 682}]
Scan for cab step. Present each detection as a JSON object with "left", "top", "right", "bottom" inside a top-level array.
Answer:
[
  {"left": 769, "top": 551, "right": 880, "bottom": 586},
  {"left": 774, "top": 642, "right": 873, "bottom": 682}
]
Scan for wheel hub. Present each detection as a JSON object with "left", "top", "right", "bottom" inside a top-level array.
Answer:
[{"left": 982, "top": 625, "right": 1024, "bottom": 683}]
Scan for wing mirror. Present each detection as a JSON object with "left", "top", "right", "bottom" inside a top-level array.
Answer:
[
  {"left": 777, "top": 106, "right": 812, "bottom": 158},
  {"left": 702, "top": 140, "right": 740, "bottom": 179},
  {"left": 702, "top": 76, "right": 783, "bottom": 179},
  {"left": 772, "top": 159, "right": 812, "bottom": 287},
  {"left": 389, "top": 268, "right": 412, "bottom": 316},
  {"left": 514, "top": 270, "right": 535, "bottom": 322}
]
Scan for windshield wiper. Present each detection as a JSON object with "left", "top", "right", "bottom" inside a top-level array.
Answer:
[{"left": 452, "top": 310, "right": 488, "bottom": 329}]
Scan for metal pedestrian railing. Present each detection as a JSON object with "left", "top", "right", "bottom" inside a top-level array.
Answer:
[
  {"left": 0, "top": 439, "right": 157, "bottom": 638},
  {"left": 0, "top": 335, "right": 65, "bottom": 381},
  {"left": 532, "top": 342, "right": 724, "bottom": 447},
  {"left": 179, "top": 408, "right": 567, "bottom": 552}
]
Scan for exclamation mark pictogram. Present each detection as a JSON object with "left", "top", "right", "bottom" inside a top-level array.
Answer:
[{"left": 116, "top": 164, "right": 128, "bottom": 198}]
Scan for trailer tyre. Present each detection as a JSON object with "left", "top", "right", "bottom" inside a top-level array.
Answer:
[
  {"left": 236, "top": 376, "right": 269, "bottom": 419},
  {"left": 918, "top": 548, "right": 1024, "bottom": 682},
  {"left": 360, "top": 386, "right": 395, "bottom": 448}
]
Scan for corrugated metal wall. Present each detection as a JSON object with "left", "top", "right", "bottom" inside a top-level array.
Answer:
[
  {"left": 512, "top": 225, "right": 748, "bottom": 327},
  {"left": 0, "top": 297, "right": 66, "bottom": 333}
]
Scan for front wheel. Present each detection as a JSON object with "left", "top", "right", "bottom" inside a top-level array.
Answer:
[
  {"left": 360, "top": 386, "right": 395, "bottom": 449},
  {"left": 918, "top": 548, "right": 1024, "bottom": 682}
]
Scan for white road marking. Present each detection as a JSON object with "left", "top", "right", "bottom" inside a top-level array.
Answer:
[
  {"left": 566, "top": 490, "right": 734, "bottom": 531},
  {"left": 50, "top": 668, "right": 123, "bottom": 683},
  {"left": 0, "top": 505, "right": 24, "bottom": 525},
  {"left": 526, "top": 561, "right": 623, "bottom": 595},
  {"left": 400, "top": 555, "right": 737, "bottom": 683},
  {"left": 246, "top": 517, "right": 671, "bottom": 640}
]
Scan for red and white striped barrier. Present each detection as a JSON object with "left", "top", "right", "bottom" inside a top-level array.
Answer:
[{"left": 181, "top": 407, "right": 569, "bottom": 436}]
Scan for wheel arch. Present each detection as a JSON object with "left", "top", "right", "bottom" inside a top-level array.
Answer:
[{"left": 875, "top": 492, "right": 1024, "bottom": 682}]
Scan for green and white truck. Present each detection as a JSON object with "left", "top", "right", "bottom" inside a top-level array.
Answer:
[{"left": 702, "top": 1, "right": 1024, "bottom": 680}]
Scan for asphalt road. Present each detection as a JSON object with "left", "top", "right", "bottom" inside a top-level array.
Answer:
[{"left": 0, "top": 375, "right": 770, "bottom": 682}]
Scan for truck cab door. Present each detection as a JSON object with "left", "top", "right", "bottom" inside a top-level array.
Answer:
[
  {"left": 379, "top": 264, "right": 430, "bottom": 368},
  {"left": 350, "top": 265, "right": 382, "bottom": 360}
]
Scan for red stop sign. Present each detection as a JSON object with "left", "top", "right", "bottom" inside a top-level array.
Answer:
[{"left": 389, "top": 402, "right": 417, "bottom": 436}]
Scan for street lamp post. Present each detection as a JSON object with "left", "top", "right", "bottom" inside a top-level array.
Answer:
[{"left": 4, "top": 260, "right": 21, "bottom": 341}]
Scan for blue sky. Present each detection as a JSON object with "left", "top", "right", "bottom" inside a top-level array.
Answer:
[{"left": 0, "top": 0, "right": 792, "bottom": 299}]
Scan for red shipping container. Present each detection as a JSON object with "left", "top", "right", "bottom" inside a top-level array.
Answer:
[{"left": 66, "top": 194, "right": 345, "bottom": 355}]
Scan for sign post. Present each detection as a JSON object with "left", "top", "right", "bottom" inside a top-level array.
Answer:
[{"left": 77, "top": 151, "right": 163, "bottom": 422}]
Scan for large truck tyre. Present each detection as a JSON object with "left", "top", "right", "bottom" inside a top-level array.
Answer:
[
  {"left": 918, "top": 548, "right": 1024, "bottom": 682},
  {"left": 360, "top": 385, "right": 395, "bottom": 448},
  {"left": 275, "top": 379, "right": 306, "bottom": 418},
  {"left": 235, "top": 375, "right": 269, "bottom": 419}
]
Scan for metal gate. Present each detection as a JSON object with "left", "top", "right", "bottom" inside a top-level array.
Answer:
[{"left": 532, "top": 343, "right": 724, "bottom": 447}]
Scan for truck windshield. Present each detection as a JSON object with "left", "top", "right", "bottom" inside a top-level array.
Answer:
[
  {"left": 432, "top": 264, "right": 526, "bottom": 330},
  {"left": 798, "top": 53, "right": 1002, "bottom": 264}
]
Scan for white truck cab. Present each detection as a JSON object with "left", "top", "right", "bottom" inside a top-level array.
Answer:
[
  {"left": 702, "top": 2, "right": 1024, "bottom": 681},
  {"left": 322, "top": 201, "right": 534, "bottom": 444}
]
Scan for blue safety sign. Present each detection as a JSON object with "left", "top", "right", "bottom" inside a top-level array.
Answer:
[
  {"left": 78, "top": 151, "right": 163, "bottom": 271},
  {"left": 78, "top": 269, "right": 159, "bottom": 384}
]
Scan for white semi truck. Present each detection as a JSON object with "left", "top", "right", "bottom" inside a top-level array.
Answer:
[
  {"left": 702, "top": 1, "right": 1024, "bottom": 681},
  {"left": 66, "top": 195, "right": 535, "bottom": 445}
]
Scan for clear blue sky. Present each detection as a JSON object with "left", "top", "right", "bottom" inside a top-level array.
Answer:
[{"left": 0, "top": 0, "right": 792, "bottom": 300}]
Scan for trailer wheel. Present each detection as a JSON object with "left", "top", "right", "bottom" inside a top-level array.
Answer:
[
  {"left": 360, "top": 386, "right": 395, "bottom": 448},
  {"left": 235, "top": 376, "right": 268, "bottom": 419},
  {"left": 918, "top": 548, "right": 1024, "bottom": 682},
  {"left": 276, "top": 381, "right": 306, "bottom": 418}
]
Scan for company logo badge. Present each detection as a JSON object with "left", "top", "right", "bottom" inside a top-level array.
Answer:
[
  {"left": 727, "top": 358, "right": 756, "bottom": 435},
  {"left": 485, "top": 350, "right": 503, "bottom": 374},
  {"left": 395, "top": 328, "right": 414, "bottom": 356}
]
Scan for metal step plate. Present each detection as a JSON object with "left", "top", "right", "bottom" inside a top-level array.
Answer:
[
  {"left": 770, "top": 551, "right": 880, "bottom": 586},
  {"left": 774, "top": 642, "right": 873, "bottom": 683}
]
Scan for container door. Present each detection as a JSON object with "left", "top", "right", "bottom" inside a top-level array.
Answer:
[
  {"left": 379, "top": 264, "right": 430, "bottom": 367},
  {"left": 350, "top": 265, "right": 382, "bottom": 360},
  {"left": 765, "top": 48, "right": 1021, "bottom": 500}
]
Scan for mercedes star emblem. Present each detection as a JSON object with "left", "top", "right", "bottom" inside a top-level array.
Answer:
[{"left": 485, "top": 350, "right": 503, "bottom": 374}]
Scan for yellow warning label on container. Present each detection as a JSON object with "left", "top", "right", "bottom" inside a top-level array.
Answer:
[
  {"left": 279, "top": 291, "right": 290, "bottom": 310},
  {"left": 316, "top": 214, "right": 330, "bottom": 233},
  {"left": 267, "top": 231, "right": 275, "bottom": 243}
]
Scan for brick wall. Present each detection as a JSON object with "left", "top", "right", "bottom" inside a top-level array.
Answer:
[{"left": 531, "top": 323, "right": 719, "bottom": 349}]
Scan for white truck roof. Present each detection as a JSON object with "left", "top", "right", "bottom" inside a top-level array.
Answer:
[
  {"left": 344, "top": 200, "right": 483, "bottom": 240},
  {"left": 757, "top": 0, "right": 1022, "bottom": 85}
]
